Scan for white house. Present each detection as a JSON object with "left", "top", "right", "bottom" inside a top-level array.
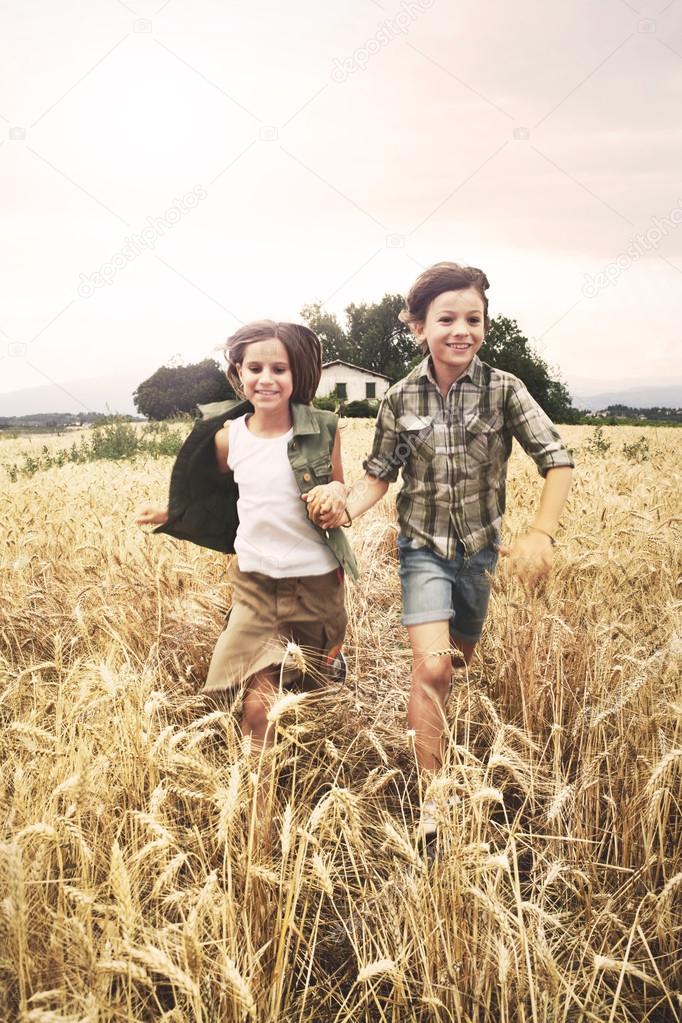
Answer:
[{"left": 316, "top": 361, "right": 391, "bottom": 402}]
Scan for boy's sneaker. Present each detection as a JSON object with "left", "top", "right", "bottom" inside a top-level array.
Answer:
[
  {"left": 416, "top": 796, "right": 459, "bottom": 863},
  {"left": 326, "top": 648, "right": 348, "bottom": 686},
  {"left": 417, "top": 799, "right": 439, "bottom": 841},
  {"left": 416, "top": 799, "right": 439, "bottom": 864}
]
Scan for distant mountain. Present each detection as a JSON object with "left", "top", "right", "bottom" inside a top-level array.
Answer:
[
  {"left": 0, "top": 370, "right": 148, "bottom": 417},
  {"left": 572, "top": 385, "right": 682, "bottom": 412},
  {"left": 3, "top": 370, "right": 681, "bottom": 418}
]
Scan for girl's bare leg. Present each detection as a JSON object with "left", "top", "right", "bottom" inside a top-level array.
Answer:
[{"left": 241, "top": 669, "right": 280, "bottom": 824}]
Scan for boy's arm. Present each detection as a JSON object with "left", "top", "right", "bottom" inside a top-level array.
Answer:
[
  {"left": 529, "top": 464, "right": 573, "bottom": 539},
  {"left": 498, "top": 466, "right": 573, "bottom": 589},
  {"left": 501, "top": 378, "right": 574, "bottom": 588}
]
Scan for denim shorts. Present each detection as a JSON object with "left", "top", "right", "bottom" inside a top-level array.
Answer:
[{"left": 397, "top": 534, "right": 499, "bottom": 644}]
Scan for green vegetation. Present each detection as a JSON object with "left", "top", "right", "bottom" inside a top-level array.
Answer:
[
  {"left": 302, "top": 301, "right": 579, "bottom": 423},
  {"left": 579, "top": 412, "right": 682, "bottom": 427},
  {"left": 340, "top": 399, "right": 379, "bottom": 418},
  {"left": 312, "top": 396, "right": 378, "bottom": 418},
  {"left": 583, "top": 425, "right": 652, "bottom": 462},
  {"left": 4, "top": 418, "right": 186, "bottom": 482},
  {"left": 621, "top": 435, "right": 651, "bottom": 462},
  {"left": 597, "top": 404, "right": 682, "bottom": 423},
  {"left": 0, "top": 411, "right": 115, "bottom": 432},
  {"left": 133, "top": 358, "right": 235, "bottom": 420},
  {"left": 479, "top": 317, "right": 578, "bottom": 423},
  {"left": 584, "top": 425, "right": 612, "bottom": 456},
  {"left": 302, "top": 294, "right": 419, "bottom": 384},
  {"left": 311, "top": 395, "right": 339, "bottom": 412}
]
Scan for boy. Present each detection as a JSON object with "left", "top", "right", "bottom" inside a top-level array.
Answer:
[{"left": 305, "top": 263, "right": 573, "bottom": 833}]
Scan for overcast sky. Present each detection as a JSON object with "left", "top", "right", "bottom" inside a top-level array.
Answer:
[{"left": 1, "top": 0, "right": 682, "bottom": 412}]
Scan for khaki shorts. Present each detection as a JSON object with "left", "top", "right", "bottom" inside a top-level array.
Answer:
[{"left": 202, "top": 560, "right": 347, "bottom": 696}]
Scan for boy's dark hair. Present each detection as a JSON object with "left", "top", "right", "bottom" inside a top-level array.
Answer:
[
  {"left": 400, "top": 262, "right": 491, "bottom": 352},
  {"left": 222, "top": 320, "right": 322, "bottom": 404}
]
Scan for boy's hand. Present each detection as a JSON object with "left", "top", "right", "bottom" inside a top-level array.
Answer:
[
  {"left": 497, "top": 530, "right": 553, "bottom": 592},
  {"left": 135, "top": 503, "right": 169, "bottom": 527},
  {"left": 302, "top": 482, "right": 349, "bottom": 529}
]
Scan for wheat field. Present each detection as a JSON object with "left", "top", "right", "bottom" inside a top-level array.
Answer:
[{"left": 0, "top": 422, "right": 680, "bottom": 1022}]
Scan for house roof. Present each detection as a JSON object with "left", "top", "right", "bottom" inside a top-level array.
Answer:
[{"left": 321, "top": 360, "right": 391, "bottom": 380}]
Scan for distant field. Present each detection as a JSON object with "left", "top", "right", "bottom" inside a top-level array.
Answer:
[{"left": 0, "top": 423, "right": 680, "bottom": 1021}]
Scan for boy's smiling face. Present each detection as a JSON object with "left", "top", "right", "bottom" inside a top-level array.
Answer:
[{"left": 415, "top": 287, "right": 485, "bottom": 387}]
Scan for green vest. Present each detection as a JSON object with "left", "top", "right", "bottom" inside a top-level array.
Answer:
[{"left": 154, "top": 400, "right": 358, "bottom": 581}]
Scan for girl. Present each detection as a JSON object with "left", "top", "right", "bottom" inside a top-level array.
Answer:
[
  {"left": 136, "top": 321, "right": 356, "bottom": 794},
  {"left": 306, "top": 263, "right": 573, "bottom": 835}
]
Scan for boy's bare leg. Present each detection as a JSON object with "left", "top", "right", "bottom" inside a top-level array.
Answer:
[
  {"left": 406, "top": 621, "right": 455, "bottom": 773},
  {"left": 450, "top": 638, "right": 476, "bottom": 668},
  {"left": 241, "top": 669, "right": 280, "bottom": 826}
]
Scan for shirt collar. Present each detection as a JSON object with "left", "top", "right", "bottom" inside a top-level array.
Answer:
[{"left": 418, "top": 353, "right": 484, "bottom": 390}]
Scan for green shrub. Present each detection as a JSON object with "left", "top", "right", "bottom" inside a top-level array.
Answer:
[
  {"left": 312, "top": 395, "right": 338, "bottom": 412},
  {"left": 584, "top": 425, "right": 611, "bottom": 456},
  {"left": 341, "top": 399, "right": 376, "bottom": 418},
  {"left": 89, "top": 420, "right": 139, "bottom": 461},
  {"left": 622, "top": 436, "right": 650, "bottom": 462},
  {"left": 3, "top": 416, "right": 185, "bottom": 481}
]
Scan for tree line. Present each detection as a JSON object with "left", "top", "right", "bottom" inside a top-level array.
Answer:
[{"left": 133, "top": 295, "right": 578, "bottom": 422}]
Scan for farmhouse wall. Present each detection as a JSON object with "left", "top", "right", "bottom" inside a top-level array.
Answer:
[{"left": 317, "top": 364, "right": 390, "bottom": 402}]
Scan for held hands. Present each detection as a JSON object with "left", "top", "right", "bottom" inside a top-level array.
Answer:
[
  {"left": 302, "top": 481, "right": 349, "bottom": 529},
  {"left": 496, "top": 529, "right": 554, "bottom": 592},
  {"left": 134, "top": 503, "right": 169, "bottom": 527}
]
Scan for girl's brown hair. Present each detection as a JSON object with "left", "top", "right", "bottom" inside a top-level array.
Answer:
[
  {"left": 399, "top": 262, "right": 491, "bottom": 351},
  {"left": 222, "top": 320, "right": 323, "bottom": 404}
]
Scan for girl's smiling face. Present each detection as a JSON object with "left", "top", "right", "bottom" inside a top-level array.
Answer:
[
  {"left": 237, "top": 337, "right": 294, "bottom": 413},
  {"left": 415, "top": 287, "right": 485, "bottom": 385}
]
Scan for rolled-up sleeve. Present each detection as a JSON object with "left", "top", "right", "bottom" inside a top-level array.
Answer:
[
  {"left": 506, "top": 379, "right": 575, "bottom": 477},
  {"left": 362, "top": 395, "right": 402, "bottom": 482}
]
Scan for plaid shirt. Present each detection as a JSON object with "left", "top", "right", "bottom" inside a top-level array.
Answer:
[{"left": 363, "top": 355, "right": 574, "bottom": 558}]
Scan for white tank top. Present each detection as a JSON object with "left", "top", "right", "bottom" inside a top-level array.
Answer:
[{"left": 227, "top": 414, "right": 339, "bottom": 578}]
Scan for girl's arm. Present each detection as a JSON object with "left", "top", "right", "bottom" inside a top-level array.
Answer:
[
  {"left": 330, "top": 427, "right": 345, "bottom": 484},
  {"left": 305, "top": 471, "right": 389, "bottom": 528},
  {"left": 136, "top": 503, "right": 169, "bottom": 526},
  {"left": 304, "top": 429, "right": 346, "bottom": 522},
  {"left": 135, "top": 420, "right": 232, "bottom": 527},
  {"left": 214, "top": 421, "right": 231, "bottom": 474}
]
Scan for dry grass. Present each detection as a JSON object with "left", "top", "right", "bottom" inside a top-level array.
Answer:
[{"left": 0, "top": 422, "right": 680, "bottom": 1022}]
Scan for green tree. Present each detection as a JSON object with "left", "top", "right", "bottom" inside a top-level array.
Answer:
[
  {"left": 304, "top": 300, "right": 579, "bottom": 421},
  {"left": 480, "top": 317, "right": 578, "bottom": 422},
  {"left": 302, "top": 294, "right": 419, "bottom": 381},
  {"left": 133, "top": 359, "right": 235, "bottom": 420},
  {"left": 299, "top": 303, "right": 348, "bottom": 363},
  {"left": 345, "top": 294, "right": 419, "bottom": 381}
]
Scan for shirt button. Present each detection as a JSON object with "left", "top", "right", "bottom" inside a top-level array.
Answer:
[{"left": 303, "top": 473, "right": 311, "bottom": 482}]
